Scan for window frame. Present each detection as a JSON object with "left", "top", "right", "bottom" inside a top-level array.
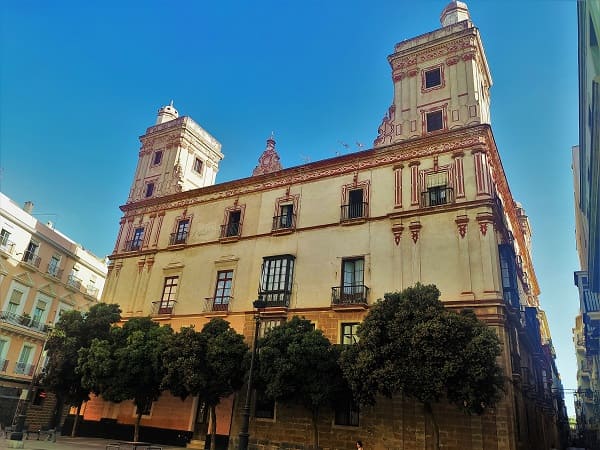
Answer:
[
  {"left": 152, "top": 151, "right": 163, "bottom": 166},
  {"left": 426, "top": 110, "right": 444, "bottom": 133},
  {"left": 212, "top": 270, "right": 234, "bottom": 311},
  {"left": 341, "top": 322, "right": 360, "bottom": 345},
  {"left": 424, "top": 67, "right": 442, "bottom": 89},
  {"left": 145, "top": 182, "right": 155, "bottom": 198},
  {"left": 159, "top": 276, "right": 179, "bottom": 313},
  {"left": 193, "top": 157, "right": 203, "bottom": 174},
  {"left": 259, "top": 255, "right": 295, "bottom": 307},
  {"left": 334, "top": 396, "right": 360, "bottom": 427}
]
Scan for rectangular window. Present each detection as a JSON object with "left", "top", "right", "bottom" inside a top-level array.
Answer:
[
  {"left": 225, "top": 210, "right": 241, "bottom": 237},
  {"left": 145, "top": 182, "right": 155, "bottom": 198},
  {"left": 335, "top": 258, "right": 367, "bottom": 304},
  {"left": 254, "top": 389, "right": 275, "bottom": 419},
  {"left": 426, "top": 110, "right": 443, "bottom": 132},
  {"left": 0, "top": 229, "right": 10, "bottom": 247},
  {"left": 31, "top": 301, "right": 46, "bottom": 326},
  {"left": 7, "top": 289, "right": 23, "bottom": 314},
  {"left": 347, "top": 189, "right": 365, "bottom": 219},
  {"left": 341, "top": 323, "right": 360, "bottom": 345},
  {"left": 276, "top": 204, "right": 294, "bottom": 229},
  {"left": 259, "top": 255, "right": 295, "bottom": 307},
  {"left": 23, "top": 241, "right": 39, "bottom": 263},
  {"left": 47, "top": 255, "right": 61, "bottom": 277},
  {"left": 193, "top": 158, "right": 203, "bottom": 174},
  {"left": 130, "top": 227, "right": 144, "bottom": 250},
  {"left": 170, "top": 219, "right": 190, "bottom": 245},
  {"left": 424, "top": 67, "right": 442, "bottom": 89},
  {"left": 499, "top": 244, "right": 519, "bottom": 308},
  {"left": 212, "top": 270, "right": 233, "bottom": 311},
  {"left": 423, "top": 172, "right": 451, "bottom": 207},
  {"left": 159, "top": 276, "right": 179, "bottom": 313},
  {"left": 334, "top": 396, "right": 359, "bottom": 426},
  {"left": 152, "top": 151, "right": 163, "bottom": 166},
  {"left": 15, "top": 345, "right": 33, "bottom": 374},
  {"left": 259, "top": 319, "right": 284, "bottom": 338}
]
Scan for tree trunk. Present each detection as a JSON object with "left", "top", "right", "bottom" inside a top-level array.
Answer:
[
  {"left": 311, "top": 408, "right": 319, "bottom": 449},
  {"left": 134, "top": 412, "right": 142, "bottom": 442},
  {"left": 71, "top": 403, "right": 81, "bottom": 437},
  {"left": 424, "top": 402, "right": 440, "bottom": 450},
  {"left": 209, "top": 404, "right": 217, "bottom": 450}
]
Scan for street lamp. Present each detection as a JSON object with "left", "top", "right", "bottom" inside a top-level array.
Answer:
[{"left": 238, "top": 297, "right": 266, "bottom": 450}]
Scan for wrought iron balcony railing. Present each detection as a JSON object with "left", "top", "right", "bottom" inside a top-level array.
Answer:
[
  {"left": 340, "top": 202, "right": 368, "bottom": 221},
  {"left": 46, "top": 265, "right": 63, "bottom": 279},
  {"left": 67, "top": 274, "right": 83, "bottom": 291},
  {"left": 220, "top": 222, "right": 241, "bottom": 238},
  {"left": 421, "top": 187, "right": 454, "bottom": 207},
  {"left": 125, "top": 239, "right": 143, "bottom": 251},
  {"left": 21, "top": 251, "right": 41, "bottom": 268},
  {"left": 258, "top": 291, "right": 291, "bottom": 308},
  {"left": 14, "top": 362, "right": 35, "bottom": 376},
  {"left": 332, "top": 285, "right": 369, "bottom": 305},
  {"left": 0, "top": 311, "right": 50, "bottom": 333},
  {"left": 272, "top": 214, "right": 296, "bottom": 231},
  {"left": 169, "top": 231, "right": 189, "bottom": 245},
  {"left": 151, "top": 300, "right": 177, "bottom": 315},
  {"left": 204, "top": 296, "right": 232, "bottom": 312}
]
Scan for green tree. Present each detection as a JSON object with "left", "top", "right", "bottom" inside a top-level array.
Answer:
[
  {"left": 257, "top": 316, "right": 346, "bottom": 449},
  {"left": 161, "top": 318, "right": 248, "bottom": 450},
  {"left": 77, "top": 317, "right": 173, "bottom": 442},
  {"left": 340, "top": 283, "right": 505, "bottom": 450},
  {"left": 42, "top": 303, "right": 121, "bottom": 436}
]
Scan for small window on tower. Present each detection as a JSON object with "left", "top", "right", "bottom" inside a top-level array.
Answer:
[
  {"left": 152, "top": 151, "right": 163, "bottom": 166},
  {"left": 145, "top": 182, "right": 155, "bottom": 198},
  {"left": 193, "top": 158, "right": 203, "bottom": 174},
  {"left": 426, "top": 110, "right": 443, "bottom": 132},
  {"left": 424, "top": 67, "right": 442, "bottom": 89}
]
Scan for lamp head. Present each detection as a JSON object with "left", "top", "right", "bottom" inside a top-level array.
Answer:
[{"left": 253, "top": 298, "right": 267, "bottom": 309}]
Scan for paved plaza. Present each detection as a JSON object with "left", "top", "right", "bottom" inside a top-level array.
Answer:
[{"left": 0, "top": 436, "right": 185, "bottom": 450}]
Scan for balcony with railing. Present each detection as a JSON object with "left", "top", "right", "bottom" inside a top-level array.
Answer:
[
  {"left": 14, "top": 362, "right": 35, "bottom": 376},
  {"left": 169, "top": 231, "right": 189, "bottom": 245},
  {"left": 0, "top": 236, "right": 15, "bottom": 255},
  {"left": 340, "top": 202, "right": 368, "bottom": 222},
  {"left": 46, "top": 264, "right": 63, "bottom": 280},
  {"left": 420, "top": 186, "right": 454, "bottom": 207},
  {"left": 272, "top": 214, "right": 296, "bottom": 232},
  {"left": 258, "top": 291, "right": 291, "bottom": 308},
  {"left": 151, "top": 300, "right": 177, "bottom": 315},
  {"left": 204, "top": 296, "right": 232, "bottom": 313},
  {"left": 220, "top": 222, "right": 241, "bottom": 239},
  {"left": 125, "top": 239, "right": 143, "bottom": 252},
  {"left": 66, "top": 274, "right": 83, "bottom": 291},
  {"left": 21, "top": 250, "right": 41, "bottom": 268},
  {"left": 0, "top": 311, "right": 51, "bottom": 333},
  {"left": 332, "top": 285, "right": 369, "bottom": 306}
]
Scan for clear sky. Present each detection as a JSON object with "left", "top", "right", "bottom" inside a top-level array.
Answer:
[{"left": 0, "top": 1, "right": 580, "bottom": 415}]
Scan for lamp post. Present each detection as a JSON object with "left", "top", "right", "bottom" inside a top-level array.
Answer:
[{"left": 238, "top": 298, "right": 266, "bottom": 450}]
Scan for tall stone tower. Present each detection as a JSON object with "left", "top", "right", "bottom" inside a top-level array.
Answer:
[
  {"left": 374, "top": 0, "right": 492, "bottom": 146},
  {"left": 127, "top": 102, "right": 224, "bottom": 203}
]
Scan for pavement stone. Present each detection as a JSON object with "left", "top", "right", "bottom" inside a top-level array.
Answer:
[{"left": 0, "top": 436, "right": 186, "bottom": 450}]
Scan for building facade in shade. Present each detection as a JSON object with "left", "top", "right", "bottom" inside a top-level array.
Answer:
[
  {"left": 0, "top": 192, "right": 107, "bottom": 426},
  {"left": 81, "top": 2, "right": 568, "bottom": 449},
  {"left": 572, "top": 0, "right": 600, "bottom": 447}
]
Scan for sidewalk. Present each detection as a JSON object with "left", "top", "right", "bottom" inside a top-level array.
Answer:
[{"left": 0, "top": 436, "right": 186, "bottom": 450}]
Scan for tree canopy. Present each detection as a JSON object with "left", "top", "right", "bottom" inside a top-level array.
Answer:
[
  {"left": 42, "top": 303, "right": 121, "bottom": 434},
  {"left": 257, "top": 316, "right": 346, "bottom": 448},
  {"left": 340, "top": 284, "right": 505, "bottom": 449},
  {"left": 78, "top": 316, "right": 173, "bottom": 442},
  {"left": 161, "top": 318, "right": 248, "bottom": 450}
]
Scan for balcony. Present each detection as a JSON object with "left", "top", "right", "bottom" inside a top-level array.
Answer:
[
  {"left": 14, "top": 362, "right": 34, "bottom": 376},
  {"left": 332, "top": 285, "right": 369, "bottom": 306},
  {"left": 169, "top": 231, "right": 189, "bottom": 245},
  {"left": 125, "top": 239, "right": 143, "bottom": 252},
  {"left": 220, "top": 222, "right": 241, "bottom": 239},
  {"left": 46, "top": 265, "right": 63, "bottom": 280},
  {"left": 151, "top": 301, "right": 177, "bottom": 315},
  {"left": 67, "top": 274, "right": 83, "bottom": 291},
  {"left": 21, "top": 250, "right": 41, "bottom": 268},
  {"left": 340, "top": 202, "right": 368, "bottom": 222},
  {"left": 420, "top": 187, "right": 454, "bottom": 207},
  {"left": 204, "top": 296, "right": 232, "bottom": 313},
  {"left": 0, "top": 237, "right": 15, "bottom": 256},
  {"left": 258, "top": 292, "right": 291, "bottom": 308},
  {"left": 0, "top": 311, "right": 51, "bottom": 333},
  {"left": 0, "top": 359, "right": 8, "bottom": 372},
  {"left": 272, "top": 214, "right": 296, "bottom": 232}
]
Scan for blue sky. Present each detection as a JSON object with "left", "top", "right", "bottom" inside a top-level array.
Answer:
[{"left": 1, "top": 1, "right": 580, "bottom": 414}]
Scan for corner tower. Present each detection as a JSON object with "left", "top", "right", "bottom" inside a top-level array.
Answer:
[
  {"left": 127, "top": 103, "right": 224, "bottom": 203},
  {"left": 374, "top": 1, "right": 492, "bottom": 146}
]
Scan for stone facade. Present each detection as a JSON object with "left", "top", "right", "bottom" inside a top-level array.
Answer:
[{"left": 80, "top": 2, "right": 568, "bottom": 449}]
